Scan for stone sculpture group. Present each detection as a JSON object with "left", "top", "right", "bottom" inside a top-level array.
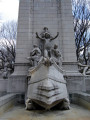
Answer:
[
  {"left": 28, "top": 27, "right": 62, "bottom": 67},
  {"left": 26, "top": 27, "right": 70, "bottom": 110}
]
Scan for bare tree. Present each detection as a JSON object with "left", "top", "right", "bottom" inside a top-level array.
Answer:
[
  {"left": 72, "top": 0, "right": 90, "bottom": 64},
  {"left": 0, "top": 21, "right": 17, "bottom": 40},
  {"left": 0, "top": 21, "right": 17, "bottom": 73},
  {"left": 0, "top": 39, "right": 16, "bottom": 73}
]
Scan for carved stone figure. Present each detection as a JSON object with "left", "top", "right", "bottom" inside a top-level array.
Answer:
[
  {"left": 36, "top": 27, "right": 59, "bottom": 58},
  {"left": 78, "top": 50, "right": 90, "bottom": 75},
  {"left": 83, "top": 66, "right": 90, "bottom": 75},
  {"left": 78, "top": 63, "right": 90, "bottom": 75},
  {"left": 27, "top": 45, "right": 41, "bottom": 66},
  {"left": 51, "top": 44, "right": 62, "bottom": 65}
]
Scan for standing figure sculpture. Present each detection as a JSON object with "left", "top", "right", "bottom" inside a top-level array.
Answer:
[
  {"left": 27, "top": 45, "right": 41, "bottom": 66},
  {"left": 36, "top": 27, "right": 59, "bottom": 58}
]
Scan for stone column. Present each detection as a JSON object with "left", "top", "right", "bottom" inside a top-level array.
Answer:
[
  {"left": 14, "top": 0, "right": 31, "bottom": 76},
  {"left": 7, "top": 0, "right": 31, "bottom": 93},
  {"left": 61, "top": 0, "right": 78, "bottom": 73}
]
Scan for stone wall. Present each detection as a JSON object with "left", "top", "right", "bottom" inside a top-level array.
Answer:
[
  {"left": 7, "top": 75, "right": 26, "bottom": 93},
  {"left": 70, "top": 92, "right": 90, "bottom": 110},
  {"left": 0, "top": 74, "right": 7, "bottom": 96},
  {"left": 84, "top": 76, "right": 90, "bottom": 92},
  {"left": 66, "top": 76, "right": 84, "bottom": 93},
  {"left": 0, "top": 94, "right": 17, "bottom": 115}
]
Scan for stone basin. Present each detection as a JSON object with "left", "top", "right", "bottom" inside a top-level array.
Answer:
[{"left": 0, "top": 104, "right": 90, "bottom": 120}]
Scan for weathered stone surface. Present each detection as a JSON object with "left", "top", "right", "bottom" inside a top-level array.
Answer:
[
  {"left": 27, "top": 44, "right": 41, "bottom": 67},
  {"left": 25, "top": 26, "right": 70, "bottom": 110},
  {"left": 0, "top": 73, "right": 7, "bottom": 95},
  {"left": 0, "top": 104, "right": 90, "bottom": 120},
  {"left": 0, "top": 79, "right": 7, "bottom": 93},
  {"left": 70, "top": 92, "right": 90, "bottom": 110},
  {"left": 0, "top": 94, "right": 17, "bottom": 116},
  {"left": 14, "top": 0, "right": 78, "bottom": 77},
  {"left": 27, "top": 58, "right": 69, "bottom": 110},
  {"left": 66, "top": 76, "right": 84, "bottom": 93},
  {"left": 7, "top": 75, "right": 26, "bottom": 93},
  {"left": 85, "top": 76, "right": 90, "bottom": 92},
  {"left": 6, "top": 0, "right": 89, "bottom": 95}
]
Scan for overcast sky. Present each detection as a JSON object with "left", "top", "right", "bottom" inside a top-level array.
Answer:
[
  {"left": 0, "top": 0, "right": 19, "bottom": 23},
  {"left": 0, "top": 0, "right": 89, "bottom": 24}
]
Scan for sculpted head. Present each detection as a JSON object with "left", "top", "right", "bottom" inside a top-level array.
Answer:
[
  {"left": 33, "top": 44, "right": 38, "bottom": 48},
  {"left": 54, "top": 44, "right": 58, "bottom": 49},
  {"left": 43, "top": 27, "right": 48, "bottom": 31}
]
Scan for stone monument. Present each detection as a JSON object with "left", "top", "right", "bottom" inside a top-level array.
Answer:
[
  {"left": 7, "top": 0, "right": 90, "bottom": 105},
  {"left": 26, "top": 28, "right": 70, "bottom": 110}
]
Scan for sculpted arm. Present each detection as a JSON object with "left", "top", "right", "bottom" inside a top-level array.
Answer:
[
  {"left": 36, "top": 32, "right": 45, "bottom": 41},
  {"left": 50, "top": 32, "right": 59, "bottom": 41}
]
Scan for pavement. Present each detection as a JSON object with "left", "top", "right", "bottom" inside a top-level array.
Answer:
[{"left": 0, "top": 104, "right": 90, "bottom": 120}]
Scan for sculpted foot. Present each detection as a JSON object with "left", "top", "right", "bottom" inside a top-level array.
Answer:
[{"left": 62, "top": 100, "right": 70, "bottom": 110}]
